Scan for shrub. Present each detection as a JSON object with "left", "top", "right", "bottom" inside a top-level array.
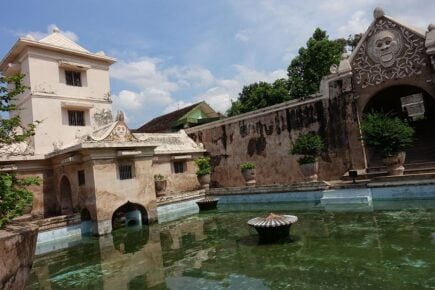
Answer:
[
  {"left": 289, "top": 132, "right": 324, "bottom": 164},
  {"left": 154, "top": 174, "right": 165, "bottom": 181},
  {"left": 360, "top": 112, "right": 414, "bottom": 157},
  {"left": 194, "top": 156, "right": 211, "bottom": 177},
  {"left": 240, "top": 161, "right": 256, "bottom": 170},
  {"left": 0, "top": 74, "right": 39, "bottom": 229}
]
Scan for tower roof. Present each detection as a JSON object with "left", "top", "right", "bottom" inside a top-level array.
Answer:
[
  {"left": 0, "top": 27, "right": 115, "bottom": 72},
  {"left": 39, "top": 27, "right": 89, "bottom": 53}
]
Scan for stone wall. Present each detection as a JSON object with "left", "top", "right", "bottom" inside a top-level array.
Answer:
[
  {"left": 187, "top": 95, "right": 364, "bottom": 187},
  {"left": 151, "top": 154, "right": 203, "bottom": 194},
  {"left": 0, "top": 221, "right": 38, "bottom": 290}
]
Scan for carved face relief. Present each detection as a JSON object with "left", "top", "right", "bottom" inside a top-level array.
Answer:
[
  {"left": 115, "top": 125, "right": 127, "bottom": 138},
  {"left": 368, "top": 30, "right": 402, "bottom": 67}
]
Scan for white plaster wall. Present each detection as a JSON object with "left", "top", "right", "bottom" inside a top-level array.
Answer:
[
  {"left": 27, "top": 48, "right": 111, "bottom": 100},
  {"left": 30, "top": 97, "right": 112, "bottom": 153},
  {"left": 9, "top": 48, "right": 114, "bottom": 154}
]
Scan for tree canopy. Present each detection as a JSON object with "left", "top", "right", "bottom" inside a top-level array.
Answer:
[
  {"left": 227, "top": 79, "right": 290, "bottom": 116},
  {"left": 226, "top": 28, "right": 347, "bottom": 116},
  {"left": 287, "top": 28, "right": 344, "bottom": 99}
]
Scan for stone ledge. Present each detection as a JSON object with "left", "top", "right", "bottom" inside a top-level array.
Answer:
[
  {"left": 0, "top": 221, "right": 38, "bottom": 290},
  {"left": 34, "top": 214, "right": 81, "bottom": 232},
  {"left": 157, "top": 189, "right": 206, "bottom": 206},
  {"left": 209, "top": 182, "right": 330, "bottom": 195}
]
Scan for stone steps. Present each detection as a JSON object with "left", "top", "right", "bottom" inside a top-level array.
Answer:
[
  {"left": 342, "top": 162, "right": 435, "bottom": 181},
  {"left": 320, "top": 189, "right": 372, "bottom": 207}
]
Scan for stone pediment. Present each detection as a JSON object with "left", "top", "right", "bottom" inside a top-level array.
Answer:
[
  {"left": 351, "top": 11, "right": 428, "bottom": 89},
  {"left": 88, "top": 111, "right": 137, "bottom": 142}
]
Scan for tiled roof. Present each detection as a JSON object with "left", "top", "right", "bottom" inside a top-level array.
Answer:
[{"left": 135, "top": 102, "right": 201, "bottom": 133}]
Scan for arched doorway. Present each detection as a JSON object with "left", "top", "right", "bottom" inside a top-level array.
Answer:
[
  {"left": 112, "top": 202, "right": 149, "bottom": 230},
  {"left": 60, "top": 176, "right": 73, "bottom": 215},
  {"left": 363, "top": 85, "right": 435, "bottom": 166}
]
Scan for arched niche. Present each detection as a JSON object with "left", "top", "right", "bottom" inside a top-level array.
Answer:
[
  {"left": 59, "top": 176, "right": 74, "bottom": 215},
  {"left": 111, "top": 201, "right": 149, "bottom": 230},
  {"left": 362, "top": 85, "right": 435, "bottom": 166}
]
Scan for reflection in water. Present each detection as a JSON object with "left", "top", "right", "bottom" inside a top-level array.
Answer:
[{"left": 27, "top": 200, "right": 435, "bottom": 289}]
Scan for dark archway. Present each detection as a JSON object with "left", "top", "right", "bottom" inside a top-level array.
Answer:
[
  {"left": 112, "top": 201, "right": 149, "bottom": 230},
  {"left": 60, "top": 176, "right": 73, "bottom": 215},
  {"left": 363, "top": 85, "right": 435, "bottom": 166},
  {"left": 80, "top": 208, "right": 92, "bottom": 221}
]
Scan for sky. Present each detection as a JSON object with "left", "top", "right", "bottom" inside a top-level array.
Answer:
[{"left": 1, "top": 0, "right": 434, "bottom": 128}]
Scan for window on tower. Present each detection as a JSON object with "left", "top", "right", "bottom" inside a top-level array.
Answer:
[{"left": 65, "top": 70, "right": 82, "bottom": 87}]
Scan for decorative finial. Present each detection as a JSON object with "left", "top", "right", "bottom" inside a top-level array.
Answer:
[
  {"left": 429, "top": 24, "right": 435, "bottom": 31},
  {"left": 52, "top": 26, "right": 60, "bottom": 33},
  {"left": 373, "top": 7, "right": 385, "bottom": 19},
  {"left": 116, "top": 111, "right": 125, "bottom": 122}
]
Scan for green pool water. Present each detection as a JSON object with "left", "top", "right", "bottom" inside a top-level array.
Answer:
[{"left": 26, "top": 201, "right": 435, "bottom": 289}]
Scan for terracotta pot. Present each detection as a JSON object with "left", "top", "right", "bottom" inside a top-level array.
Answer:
[
  {"left": 241, "top": 168, "right": 256, "bottom": 186},
  {"left": 299, "top": 161, "right": 318, "bottom": 182},
  {"left": 197, "top": 174, "right": 210, "bottom": 189},
  {"left": 154, "top": 180, "right": 167, "bottom": 196},
  {"left": 382, "top": 151, "right": 406, "bottom": 176}
]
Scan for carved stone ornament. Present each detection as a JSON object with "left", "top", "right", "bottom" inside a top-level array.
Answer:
[
  {"left": 352, "top": 18, "right": 427, "bottom": 88},
  {"left": 367, "top": 30, "right": 403, "bottom": 67},
  {"left": 107, "top": 123, "right": 136, "bottom": 142}
]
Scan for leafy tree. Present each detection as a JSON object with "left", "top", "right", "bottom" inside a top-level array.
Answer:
[
  {"left": 226, "top": 28, "right": 352, "bottom": 116},
  {"left": 226, "top": 79, "right": 291, "bottom": 116},
  {"left": 346, "top": 33, "right": 363, "bottom": 52},
  {"left": 287, "top": 28, "right": 345, "bottom": 99},
  {"left": 0, "top": 74, "right": 39, "bottom": 228}
]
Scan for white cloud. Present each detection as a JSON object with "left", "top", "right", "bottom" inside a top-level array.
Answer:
[
  {"left": 111, "top": 55, "right": 287, "bottom": 119},
  {"left": 338, "top": 10, "right": 370, "bottom": 36},
  {"left": 165, "top": 66, "right": 215, "bottom": 88},
  {"left": 193, "top": 65, "right": 287, "bottom": 114},
  {"left": 111, "top": 58, "right": 178, "bottom": 92},
  {"left": 235, "top": 30, "right": 252, "bottom": 42},
  {"left": 19, "top": 24, "right": 79, "bottom": 41},
  {"left": 163, "top": 101, "right": 194, "bottom": 114}
]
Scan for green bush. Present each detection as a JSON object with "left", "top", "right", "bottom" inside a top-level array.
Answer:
[
  {"left": 0, "top": 74, "right": 40, "bottom": 229},
  {"left": 154, "top": 174, "right": 165, "bottom": 181},
  {"left": 0, "top": 173, "right": 39, "bottom": 228},
  {"left": 194, "top": 156, "right": 211, "bottom": 177},
  {"left": 289, "top": 132, "right": 324, "bottom": 164},
  {"left": 360, "top": 113, "right": 414, "bottom": 157},
  {"left": 240, "top": 161, "right": 256, "bottom": 170}
]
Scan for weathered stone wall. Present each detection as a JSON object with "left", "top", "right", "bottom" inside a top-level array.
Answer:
[
  {"left": 0, "top": 221, "right": 38, "bottom": 290},
  {"left": 187, "top": 94, "right": 364, "bottom": 187},
  {"left": 151, "top": 154, "right": 203, "bottom": 194}
]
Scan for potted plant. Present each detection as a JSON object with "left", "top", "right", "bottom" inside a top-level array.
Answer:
[
  {"left": 154, "top": 174, "right": 166, "bottom": 196},
  {"left": 289, "top": 132, "right": 324, "bottom": 182},
  {"left": 361, "top": 112, "right": 414, "bottom": 176},
  {"left": 194, "top": 156, "right": 211, "bottom": 189},
  {"left": 240, "top": 161, "right": 256, "bottom": 186}
]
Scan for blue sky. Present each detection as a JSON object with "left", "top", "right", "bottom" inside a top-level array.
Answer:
[{"left": 1, "top": 0, "right": 434, "bottom": 128}]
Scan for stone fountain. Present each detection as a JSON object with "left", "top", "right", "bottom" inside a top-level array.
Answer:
[
  {"left": 196, "top": 197, "right": 219, "bottom": 211},
  {"left": 247, "top": 213, "right": 298, "bottom": 242}
]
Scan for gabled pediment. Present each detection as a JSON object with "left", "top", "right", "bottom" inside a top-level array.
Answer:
[{"left": 350, "top": 8, "right": 428, "bottom": 89}]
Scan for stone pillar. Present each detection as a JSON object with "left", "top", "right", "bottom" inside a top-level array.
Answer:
[
  {"left": 146, "top": 205, "right": 158, "bottom": 224},
  {"left": 93, "top": 219, "right": 112, "bottom": 236}
]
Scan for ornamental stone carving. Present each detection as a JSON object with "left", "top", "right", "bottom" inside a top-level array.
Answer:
[
  {"left": 352, "top": 18, "right": 427, "bottom": 88},
  {"left": 367, "top": 30, "right": 403, "bottom": 67}
]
